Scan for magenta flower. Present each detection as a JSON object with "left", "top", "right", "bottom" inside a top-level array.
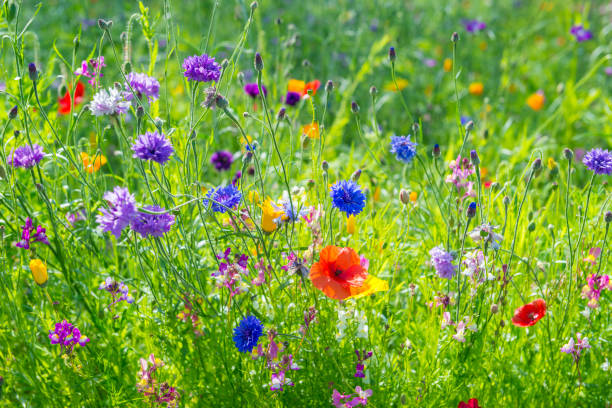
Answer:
[
  {"left": 570, "top": 25, "right": 593, "bottom": 42},
  {"left": 48, "top": 320, "right": 90, "bottom": 354},
  {"left": 463, "top": 19, "right": 486, "bottom": 33},
  {"left": 15, "top": 217, "right": 50, "bottom": 249},
  {"left": 74, "top": 57, "right": 106, "bottom": 87}
]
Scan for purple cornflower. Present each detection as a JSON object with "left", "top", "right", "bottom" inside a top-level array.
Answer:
[
  {"left": 48, "top": 320, "right": 90, "bottom": 353},
  {"left": 429, "top": 245, "right": 456, "bottom": 279},
  {"left": 244, "top": 83, "right": 267, "bottom": 98},
  {"left": 330, "top": 180, "right": 367, "bottom": 217},
  {"left": 124, "top": 72, "right": 160, "bottom": 101},
  {"left": 570, "top": 25, "right": 593, "bottom": 42},
  {"left": 8, "top": 144, "right": 45, "bottom": 169},
  {"left": 131, "top": 205, "right": 175, "bottom": 238},
  {"left": 131, "top": 131, "right": 174, "bottom": 165},
  {"left": 96, "top": 187, "right": 138, "bottom": 238},
  {"left": 74, "top": 56, "right": 105, "bottom": 87},
  {"left": 182, "top": 54, "right": 221, "bottom": 82},
  {"left": 463, "top": 19, "right": 486, "bottom": 33},
  {"left": 203, "top": 185, "right": 242, "bottom": 213},
  {"left": 210, "top": 150, "right": 233, "bottom": 171},
  {"left": 561, "top": 333, "right": 590, "bottom": 363},
  {"left": 99, "top": 277, "right": 134, "bottom": 307},
  {"left": 284, "top": 91, "right": 301, "bottom": 106},
  {"left": 390, "top": 135, "right": 418, "bottom": 163},
  {"left": 354, "top": 350, "right": 373, "bottom": 378},
  {"left": 90, "top": 87, "right": 130, "bottom": 116},
  {"left": 582, "top": 148, "right": 612, "bottom": 175},
  {"left": 15, "top": 217, "right": 50, "bottom": 249}
]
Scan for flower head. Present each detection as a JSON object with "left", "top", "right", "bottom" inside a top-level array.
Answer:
[
  {"left": 90, "top": 87, "right": 130, "bottom": 116},
  {"left": 310, "top": 245, "right": 368, "bottom": 300},
  {"left": 30, "top": 259, "right": 48, "bottom": 286},
  {"left": 99, "top": 277, "right": 135, "bottom": 306},
  {"left": 561, "top": 333, "right": 590, "bottom": 362},
  {"left": 330, "top": 180, "right": 366, "bottom": 217},
  {"left": 182, "top": 54, "right": 221, "bottom": 82},
  {"left": 526, "top": 91, "right": 545, "bottom": 111},
  {"left": 244, "top": 83, "right": 267, "bottom": 98},
  {"left": 429, "top": 246, "right": 456, "bottom": 279},
  {"left": 131, "top": 131, "right": 174, "bottom": 165},
  {"left": 80, "top": 152, "right": 107, "bottom": 173},
  {"left": 210, "top": 150, "right": 233, "bottom": 171},
  {"left": 390, "top": 135, "right": 418, "bottom": 163},
  {"left": 131, "top": 205, "right": 175, "bottom": 238},
  {"left": 458, "top": 398, "right": 481, "bottom": 408},
  {"left": 74, "top": 57, "right": 105, "bottom": 86},
  {"left": 96, "top": 186, "right": 138, "bottom": 238},
  {"left": 203, "top": 185, "right": 242, "bottom": 213},
  {"left": 124, "top": 72, "right": 160, "bottom": 101},
  {"left": 463, "top": 20, "right": 486, "bottom": 33},
  {"left": 582, "top": 148, "right": 612, "bottom": 175},
  {"left": 16, "top": 217, "right": 50, "bottom": 249},
  {"left": 570, "top": 25, "right": 593, "bottom": 42},
  {"left": 511, "top": 299, "right": 546, "bottom": 327},
  {"left": 284, "top": 91, "right": 301, "bottom": 106},
  {"left": 8, "top": 144, "right": 45, "bottom": 169},
  {"left": 49, "top": 320, "right": 90, "bottom": 353},
  {"left": 58, "top": 82, "right": 85, "bottom": 114},
  {"left": 233, "top": 315, "right": 263, "bottom": 353}
]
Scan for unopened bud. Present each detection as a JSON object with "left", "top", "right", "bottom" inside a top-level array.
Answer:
[
  {"left": 563, "top": 148, "right": 573, "bottom": 161},
  {"left": 467, "top": 202, "right": 477, "bottom": 218},
  {"left": 8, "top": 106, "right": 18, "bottom": 120},
  {"left": 465, "top": 120, "right": 474, "bottom": 131},
  {"left": 503, "top": 196, "right": 510, "bottom": 206},
  {"left": 532, "top": 158, "right": 542, "bottom": 171},
  {"left": 351, "top": 169, "right": 361, "bottom": 181},
  {"left": 321, "top": 160, "right": 329, "bottom": 171},
  {"left": 97, "top": 19, "right": 113, "bottom": 30},
  {"left": 388, "top": 47, "right": 396, "bottom": 63},
  {"left": 605, "top": 211, "right": 612, "bottom": 223},
  {"left": 254, "top": 52, "right": 263, "bottom": 71},
  {"left": 451, "top": 32, "right": 459, "bottom": 42},
  {"left": 250, "top": 1, "right": 258, "bottom": 11},
  {"left": 306, "top": 179, "right": 315, "bottom": 189},
  {"left": 136, "top": 106, "right": 144, "bottom": 119},
  {"left": 28, "top": 63, "right": 38, "bottom": 82},
  {"left": 277, "top": 107, "right": 286, "bottom": 120},
  {"left": 351, "top": 101, "right": 359, "bottom": 114},
  {"left": 432, "top": 143, "right": 440, "bottom": 158},
  {"left": 490, "top": 304, "right": 498, "bottom": 314},
  {"left": 325, "top": 80, "right": 334, "bottom": 93},
  {"left": 237, "top": 72, "right": 245, "bottom": 85},
  {"left": 221, "top": 59, "right": 229, "bottom": 69},
  {"left": 215, "top": 94, "right": 229, "bottom": 110},
  {"left": 528, "top": 222, "right": 536, "bottom": 232},
  {"left": 399, "top": 189, "right": 410, "bottom": 205},
  {"left": 470, "top": 150, "right": 480, "bottom": 166},
  {"left": 369, "top": 86, "right": 377, "bottom": 96}
]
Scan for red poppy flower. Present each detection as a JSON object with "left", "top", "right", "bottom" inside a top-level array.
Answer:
[
  {"left": 511, "top": 298, "right": 546, "bottom": 327},
  {"left": 309, "top": 245, "right": 367, "bottom": 300},
  {"left": 458, "top": 398, "right": 480, "bottom": 408},
  {"left": 58, "top": 82, "right": 85, "bottom": 115},
  {"left": 303, "top": 80, "right": 320, "bottom": 96}
]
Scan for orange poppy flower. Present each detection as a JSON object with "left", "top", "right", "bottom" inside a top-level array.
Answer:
[
  {"left": 526, "top": 91, "right": 545, "bottom": 111},
  {"left": 288, "top": 79, "right": 320, "bottom": 97},
  {"left": 301, "top": 122, "right": 320, "bottom": 139},
  {"left": 468, "top": 82, "right": 484, "bottom": 96},
  {"left": 310, "top": 246, "right": 367, "bottom": 300},
  {"left": 58, "top": 82, "right": 85, "bottom": 115},
  {"left": 80, "top": 152, "right": 107, "bottom": 173},
  {"left": 511, "top": 299, "right": 546, "bottom": 327}
]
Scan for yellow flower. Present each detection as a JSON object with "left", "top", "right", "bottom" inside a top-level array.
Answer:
[
  {"left": 347, "top": 215, "right": 356, "bottom": 234},
  {"left": 547, "top": 158, "right": 558, "bottom": 171},
  {"left": 479, "top": 41, "right": 488, "bottom": 51},
  {"left": 301, "top": 122, "right": 320, "bottom": 139},
  {"left": 373, "top": 186, "right": 381, "bottom": 202},
  {"left": 348, "top": 275, "right": 389, "bottom": 299},
  {"left": 172, "top": 83, "right": 184, "bottom": 96},
  {"left": 443, "top": 58, "right": 452, "bottom": 72},
  {"left": 30, "top": 259, "right": 48, "bottom": 286},
  {"left": 80, "top": 152, "right": 107, "bottom": 173},
  {"left": 468, "top": 82, "right": 484, "bottom": 96},
  {"left": 248, "top": 190, "right": 261, "bottom": 204},
  {"left": 261, "top": 198, "right": 283, "bottom": 233},
  {"left": 526, "top": 92, "right": 545, "bottom": 111},
  {"left": 288, "top": 79, "right": 306, "bottom": 94},
  {"left": 409, "top": 191, "right": 418, "bottom": 202},
  {"left": 384, "top": 78, "right": 409, "bottom": 92}
]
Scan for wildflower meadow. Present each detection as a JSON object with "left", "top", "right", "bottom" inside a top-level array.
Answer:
[{"left": 1, "top": 0, "right": 611, "bottom": 406}]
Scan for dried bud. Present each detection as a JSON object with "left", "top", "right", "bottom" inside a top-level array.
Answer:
[
  {"left": 432, "top": 143, "right": 440, "bottom": 158},
  {"left": 451, "top": 32, "right": 459, "bottom": 42},
  {"left": 254, "top": 52, "right": 263, "bottom": 71},
  {"left": 470, "top": 150, "right": 480, "bottom": 166},
  {"left": 325, "top": 80, "right": 334, "bottom": 93},
  {"left": 467, "top": 202, "right": 477, "bottom": 218},
  {"left": 351, "top": 101, "right": 360, "bottom": 114},
  {"left": 563, "top": 148, "right": 573, "bottom": 161},
  {"left": 399, "top": 189, "right": 410, "bottom": 205},
  {"left": 388, "top": 47, "right": 396, "bottom": 63},
  {"left": 8, "top": 106, "right": 18, "bottom": 120},
  {"left": 28, "top": 63, "right": 38, "bottom": 82}
]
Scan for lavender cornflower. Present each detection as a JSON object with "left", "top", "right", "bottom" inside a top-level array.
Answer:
[
  {"left": 124, "top": 72, "right": 160, "bottom": 101},
  {"left": 582, "top": 148, "right": 612, "bottom": 175},
  {"left": 15, "top": 217, "right": 50, "bottom": 249},
  {"left": 244, "top": 83, "right": 267, "bottom": 98},
  {"left": 284, "top": 91, "right": 301, "bottom": 106},
  {"left": 8, "top": 144, "right": 45, "bottom": 169},
  {"left": 90, "top": 87, "right": 130, "bottom": 116},
  {"left": 463, "top": 19, "right": 486, "bottom": 33},
  {"left": 390, "top": 135, "right": 418, "bottom": 163},
  {"left": 131, "top": 205, "right": 175, "bottom": 238},
  {"left": 96, "top": 187, "right": 138, "bottom": 238},
  {"left": 48, "top": 320, "right": 90, "bottom": 353},
  {"left": 182, "top": 54, "right": 221, "bottom": 82},
  {"left": 561, "top": 333, "right": 590, "bottom": 363},
  {"left": 330, "top": 180, "right": 366, "bottom": 217},
  {"left": 99, "top": 277, "right": 135, "bottom": 306},
  {"left": 570, "top": 25, "right": 593, "bottom": 42},
  {"left": 203, "top": 185, "right": 242, "bottom": 213},
  {"left": 210, "top": 150, "right": 233, "bottom": 171},
  {"left": 131, "top": 131, "right": 174, "bottom": 165},
  {"left": 429, "top": 245, "right": 456, "bottom": 279}
]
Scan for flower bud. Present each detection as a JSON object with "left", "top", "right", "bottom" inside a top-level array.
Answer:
[
  {"left": 28, "top": 63, "right": 38, "bottom": 82},
  {"left": 215, "top": 94, "right": 229, "bottom": 110},
  {"left": 122, "top": 61, "right": 132, "bottom": 73},
  {"left": 563, "top": 148, "right": 573, "bottom": 161},
  {"left": 470, "top": 150, "right": 480, "bottom": 166},
  {"left": 465, "top": 120, "right": 474, "bottom": 131},
  {"left": 528, "top": 222, "right": 536, "bottom": 232},
  {"left": 432, "top": 143, "right": 440, "bottom": 158},
  {"left": 8, "top": 106, "right": 18, "bottom": 120},
  {"left": 254, "top": 52, "right": 263, "bottom": 71},
  {"left": 277, "top": 107, "right": 286, "bottom": 120},
  {"left": 221, "top": 58, "right": 229, "bottom": 69},
  {"left": 532, "top": 158, "right": 542, "bottom": 171},
  {"left": 351, "top": 169, "right": 361, "bottom": 181},
  {"left": 97, "top": 19, "right": 113, "bottom": 30},
  {"left": 321, "top": 160, "right": 329, "bottom": 171},
  {"left": 136, "top": 106, "right": 145, "bottom": 119},
  {"left": 306, "top": 179, "right": 315, "bottom": 189},
  {"left": 467, "top": 202, "right": 477, "bottom": 218},
  {"left": 325, "top": 80, "right": 334, "bottom": 93},
  {"left": 369, "top": 86, "right": 377, "bottom": 96},
  {"left": 503, "top": 195, "right": 510, "bottom": 206},
  {"left": 237, "top": 71, "right": 245, "bottom": 85},
  {"left": 399, "top": 189, "right": 410, "bottom": 205},
  {"left": 243, "top": 151, "right": 253, "bottom": 165},
  {"left": 351, "top": 101, "right": 360, "bottom": 114},
  {"left": 388, "top": 47, "right": 396, "bottom": 63},
  {"left": 605, "top": 211, "right": 612, "bottom": 223},
  {"left": 30, "top": 259, "right": 48, "bottom": 286},
  {"left": 451, "top": 32, "right": 459, "bottom": 42},
  {"left": 490, "top": 304, "right": 498, "bottom": 314},
  {"left": 250, "top": 1, "right": 258, "bottom": 10}
]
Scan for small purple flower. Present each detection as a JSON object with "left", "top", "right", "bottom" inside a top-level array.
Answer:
[
  {"left": 130, "top": 205, "right": 175, "bottom": 238},
  {"left": 244, "top": 83, "right": 267, "bottom": 98},
  {"left": 232, "top": 170, "right": 242, "bottom": 186},
  {"left": 424, "top": 58, "right": 437, "bottom": 67},
  {"left": 96, "top": 187, "right": 138, "bottom": 238},
  {"left": 182, "top": 54, "right": 221, "bottom": 82},
  {"left": 210, "top": 150, "right": 233, "bottom": 171},
  {"left": 8, "top": 144, "right": 45, "bottom": 169},
  {"left": 131, "top": 131, "right": 174, "bottom": 165},
  {"left": 124, "top": 72, "right": 160, "bottom": 101},
  {"left": 90, "top": 88, "right": 130, "bottom": 116},
  {"left": 582, "top": 148, "right": 612, "bottom": 175},
  {"left": 203, "top": 185, "right": 242, "bottom": 213},
  {"left": 74, "top": 57, "right": 105, "bottom": 87},
  {"left": 570, "top": 25, "right": 593, "bottom": 42},
  {"left": 605, "top": 67, "right": 612, "bottom": 76},
  {"left": 99, "top": 277, "right": 135, "bottom": 306},
  {"left": 429, "top": 245, "right": 456, "bottom": 279},
  {"left": 284, "top": 91, "right": 301, "bottom": 106},
  {"left": 390, "top": 135, "right": 418, "bottom": 163},
  {"left": 463, "top": 19, "right": 486, "bottom": 33},
  {"left": 16, "top": 217, "right": 50, "bottom": 249},
  {"left": 561, "top": 333, "right": 590, "bottom": 363},
  {"left": 354, "top": 350, "right": 372, "bottom": 378},
  {"left": 48, "top": 320, "right": 89, "bottom": 353}
]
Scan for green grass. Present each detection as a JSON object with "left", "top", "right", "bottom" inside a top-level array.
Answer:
[{"left": 0, "top": 0, "right": 610, "bottom": 406}]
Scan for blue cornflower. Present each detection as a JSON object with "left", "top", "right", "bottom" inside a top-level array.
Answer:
[
  {"left": 131, "top": 205, "right": 175, "bottom": 238},
  {"left": 583, "top": 148, "right": 612, "bottom": 175},
  {"left": 203, "top": 185, "right": 242, "bottom": 213},
  {"left": 330, "top": 180, "right": 366, "bottom": 217},
  {"left": 233, "top": 315, "right": 263, "bottom": 353},
  {"left": 390, "top": 135, "right": 417, "bottom": 163}
]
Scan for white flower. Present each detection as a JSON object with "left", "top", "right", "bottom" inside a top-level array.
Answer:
[{"left": 90, "top": 87, "right": 130, "bottom": 116}]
